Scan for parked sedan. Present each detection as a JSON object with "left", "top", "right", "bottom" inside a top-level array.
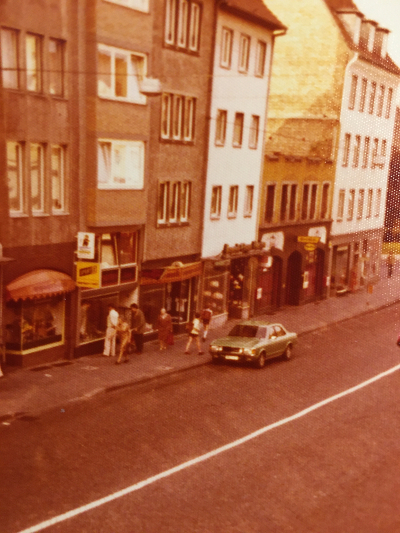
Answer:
[{"left": 209, "top": 321, "right": 297, "bottom": 368}]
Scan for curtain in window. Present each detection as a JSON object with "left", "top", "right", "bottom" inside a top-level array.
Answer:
[{"left": 98, "top": 142, "right": 111, "bottom": 185}]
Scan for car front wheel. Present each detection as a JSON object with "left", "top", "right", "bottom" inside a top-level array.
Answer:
[
  {"left": 256, "top": 352, "right": 266, "bottom": 369},
  {"left": 282, "top": 344, "right": 292, "bottom": 361}
]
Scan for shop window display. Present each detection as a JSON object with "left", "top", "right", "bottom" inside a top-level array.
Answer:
[
  {"left": 202, "top": 262, "right": 229, "bottom": 316},
  {"left": 79, "top": 294, "right": 119, "bottom": 343},
  {"left": 5, "top": 297, "right": 64, "bottom": 352}
]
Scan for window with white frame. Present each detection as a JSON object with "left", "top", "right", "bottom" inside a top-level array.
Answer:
[
  {"left": 1, "top": 27, "right": 19, "bottom": 89},
  {"left": 349, "top": 74, "right": 358, "bottom": 110},
  {"left": 347, "top": 189, "right": 355, "bottom": 220},
  {"left": 359, "top": 77, "right": 367, "bottom": 112},
  {"left": 238, "top": 34, "right": 250, "bottom": 73},
  {"left": 158, "top": 182, "right": 169, "bottom": 223},
  {"left": 375, "top": 189, "right": 381, "bottom": 217},
  {"left": 381, "top": 139, "right": 387, "bottom": 162},
  {"left": 357, "top": 189, "right": 364, "bottom": 219},
  {"left": 368, "top": 81, "right": 376, "bottom": 114},
  {"left": 220, "top": 27, "right": 233, "bottom": 68},
  {"left": 228, "top": 185, "right": 239, "bottom": 217},
  {"left": 255, "top": 40, "right": 267, "bottom": 77},
  {"left": 342, "top": 133, "right": 351, "bottom": 166},
  {"left": 280, "top": 183, "right": 297, "bottom": 221},
  {"left": 103, "top": 0, "right": 149, "bottom": 12},
  {"left": 97, "top": 139, "right": 144, "bottom": 189},
  {"left": 51, "top": 145, "right": 65, "bottom": 212},
  {"left": 164, "top": 0, "right": 201, "bottom": 52},
  {"left": 321, "top": 183, "right": 330, "bottom": 219},
  {"left": 233, "top": 112, "right": 244, "bottom": 147},
  {"left": 211, "top": 186, "right": 222, "bottom": 219},
  {"left": 366, "top": 189, "right": 373, "bottom": 218},
  {"left": 377, "top": 84, "right": 385, "bottom": 117},
  {"left": 7, "top": 141, "right": 24, "bottom": 214},
  {"left": 48, "top": 38, "right": 65, "bottom": 96},
  {"left": 244, "top": 185, "right": 254, "bottom": 217},
  {"left": 161, "top": 93, "right": 196, "bottom": 142},
  {"left": 249, "top": 115, "right": 260, "bottom": 149},
  {"left": 97, "top": 44, "right": 146, "bottom": 104},
  {"left": 30, "top": 143, "right": 45, "bottom": 213},
  {"left": 362, "top": 136, "right": 370, "bottom": 168},
  {"left": 26, "top": 33, "right": 42, "bottom": 92},
  {"left": 337, "top": 189, "right": 345, "bottom": 220},
  {"left": 169, "top": 181, "right": 180, "bottom": 223},
  {"left": 386, "top": 87, "right": 393, "bottom": 119},
  {"left": 215, "top": 109, "right": 227, "bottom": 145},
  {"left": 372, "top": 137, "right": 379, "bottom": 168},
  {"left": 157, "top": 180, "right": 191, "bottom": 224},
  {"left": 180, "top": 181, "right": 191, "bottom": 222},
  {"left": 352, "top": 135, "right": 361, "bottom": 167}
]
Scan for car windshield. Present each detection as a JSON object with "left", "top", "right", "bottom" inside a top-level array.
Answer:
[{"left": 228, "top": 325, "right": 259, "bottom": 338}]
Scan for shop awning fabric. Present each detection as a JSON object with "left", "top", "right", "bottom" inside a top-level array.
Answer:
[
  {"left": 6, "top": 269, "right": 76, "bottom": 302},
  {"left": 141, "top": 261, "right": 202, "bottom": 285}
]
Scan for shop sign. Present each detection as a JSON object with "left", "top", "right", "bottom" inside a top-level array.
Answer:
[
  {"left": 304, "top": 243, "right": 316, "bottom": 251},
  {"left": 297, "top": 236, "right": 320, "bottom": 244},
  {"left": 77, "top": 232, "right": 96, "bottom": 260},
  {"left": 76, "top": 262, "right": 100, "bottom": 289}
]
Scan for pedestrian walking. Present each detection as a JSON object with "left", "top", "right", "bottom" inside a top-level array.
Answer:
[
  {"left": 115, "top": 317, "right": 130, "bottom": 364},
  {"left": 103, "top": 304, "right": 119, "bottom": 357},
  {"left": 201, "top": 306, "right": 213, "bottom": 341},
  {"left": 185, "top": 312, "right": 204, "bottom": 355},
  {"left": 130, "top": 303, "right": 146, "bottom": 354},
  {"left": 387, "top": 252, "right": 395, "bottom": 278},
  {"left": 157, "top": 308, "right": 173, "bottom": 350}
]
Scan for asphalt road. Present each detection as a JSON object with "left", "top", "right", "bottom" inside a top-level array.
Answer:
[{"left": 2, "top": 303, "right": 400, "bottom": 533}]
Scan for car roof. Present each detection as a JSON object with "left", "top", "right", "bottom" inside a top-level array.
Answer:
[{"left": 233, "top": 321, "right": 287, "bottom": 328}]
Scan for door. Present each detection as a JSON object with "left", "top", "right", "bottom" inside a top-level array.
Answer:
[{"left": 286, "top": 251, "right": 302, "bottom": 305}]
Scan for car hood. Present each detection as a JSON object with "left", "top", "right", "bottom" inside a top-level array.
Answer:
[{"left": 211, "top": 336, "right": 261, "bottom": 348}]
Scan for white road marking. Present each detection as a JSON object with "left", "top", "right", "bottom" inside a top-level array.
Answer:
[{"left": 16, "top": 362, "right": 400, "bottom": 533}]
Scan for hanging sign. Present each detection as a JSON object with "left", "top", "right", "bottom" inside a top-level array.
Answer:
[
  {"left": 76, "top": 262, "right": 100, "bottom": 289},
  {"left": 77, "top": 232, "right": 96, "bottom": 260},
  {"left": 297, "top": 236, "right": 320, "bottom": 244}
]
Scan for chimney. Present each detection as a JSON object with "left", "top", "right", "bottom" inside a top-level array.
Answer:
[
  {"left": 359, "top": 19, "right": 378, "bottom": 52},
  {"left": 374, "top": 27, "right": 390, "bottom": 58},
  {"left": 336, "top": 9, "right": 363, "bottom": 45}
]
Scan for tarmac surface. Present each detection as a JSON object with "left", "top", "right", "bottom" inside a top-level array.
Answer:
[{"left": 1, "top": 262, "right": 400, "bottom": 422}]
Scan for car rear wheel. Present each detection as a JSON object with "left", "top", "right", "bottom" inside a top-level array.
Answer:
[
  {"left": 282, "top": 344, "right": 292, "bottom": 361},
  {"left": 256, "top": 352, "right": 266, "bottom": 369}
]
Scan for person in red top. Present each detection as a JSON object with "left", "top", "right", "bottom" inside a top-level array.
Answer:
[{"left": 157, "top": 308, "right": 173, "bottom": 350}]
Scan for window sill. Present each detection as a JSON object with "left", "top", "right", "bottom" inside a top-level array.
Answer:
[
  {"left": 219, "top": 63, "right": 231, "bottom": 70},
  {"left": 9, "top": 212, "right": 29, "bottom": 218},
  {"left": 159, "top": 137, "right": 195, "bottom": 145},
  {"left": 249, "top": 145, "right": 258, "bottom": 150},
  {"left": 232, "top": 143, "right": 242, "bottom": 149},
  {"left": 52, "top": 211, "right": 69, "bottom": 216},
  {"left": 210, "top": 215, "right": 221, "bottom": 221},
  {"left": 156, "top": 221, "right": 190, "bottom": 228},
  {"left": 227, "top": 214, "right": 237, "bottom": 219},
  {"left": 243, "top": 213, "right": 253, "bottom": 218},
  {"left": 163, "top": 43, "right": 200, "bottom": 56},
  {"left": 215, "top": 141, "right": 225, "bottom": 147},
  {"left": 32, "top": 212, "right": 50, "bottom": 217},
  {"left": 98, "top": 95, "right": 146, "bottom": 106}
]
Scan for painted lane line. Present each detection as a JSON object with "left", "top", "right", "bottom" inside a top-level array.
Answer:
[{"left": 16, "top": 362, "right": 400, "bottom": 533}]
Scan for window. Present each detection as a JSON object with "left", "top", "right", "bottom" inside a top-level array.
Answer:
[
  {"left": 244, "top": 185, "right": 254, "bottom": 217},
  {"left": 375, "top": 189, "right": 381, "bottom": 217},
  {"left": 255, "top": 40, "right": 267, "bottom": 77},
  {"left": 157, "top": 180, "right": 191, "bottom": 225},
  {"left": 352, "top": 135, "right": 361, "bottom": 167},
  {"left": 309, "top": 183, "right": 318, "bottom": 219},
  {"left": 48, "top": 38, "right": 64, "bottom": 96},
  {"left": 164, "top": 0, "right": 201, "bottom": 52},
  {"left": 366, "top": 189, "right": 373, "bottom": 218},
  {"left": 158, "top": 182, "right": 169, "bottom": 223},
  {"left": 368, "top": 81, "right": 376, "bottom": 114},
  {"left": 337, "top": 189, "right": 345, "bottom": 220},
  {"left": 104, "top": 0, "right": 149, "bottom": 12},
  {"left": 169, "top": 182, "right": 180, "bottom": 223},
  {"left": 264, "top": 184, "right": 275, "bottom": 223},
  {"left": 349, "top": 74, "right": 358, "bottom": 110},
  {"left": 1, "top": 28, "right": 19, "bottom": 89},
  {"left": 7, "top": 141, "right": 24, "bottom": 214},
  {"left": 30, "top": 143, "right": 45, "bottom": 213},
  {"left": 211, "top": 186, "right": 222, "bottom": 219},
  {"left": 386, "top": 88, "right": 393, "bottom": 119},
  {"left": 220, "top": 27, "right": 233, "bottom": 68},
  {"left": 381, "top": 139, "right": 387, "bottom": 160},
  {"left": 161, "top": 93, "right": 196, "bottom": 141},
  {"left": 362, "top": 136, "right": 370, "bottom": 168},
  {"left": 280, "top": 183, "right": 297, "bottom": 221},
  {"left": 26, "top": 33, "right": 42, "bottom": 92},
  {"left": 372, "top": 138, "right": 379, "bottom": 168},
  {"left": 377, "top": 84, "right": 385, "bottom": 117},
  {"left": 97, "top": 140, "right": 144, "bottom": 189},
  {"left": 301, "top": 184, "right": 317, "bottom": 220},
  {"left": 321, "top": 183, "right": 330, "bottom": 219},
  {"left": 238, "top": 34, "right": 250, "bottom": 73},
  {"left": 180, "top": 181, "right": 191, "bottom": 222},
  {"left": 215, "top": 109, "right": 227, "bottom": 145},
  {"left": 233, "top": 113, "right": 244, "bottom": 147},
  {"left": 359, "top": 78, "right": 367, "bottom": 112},
  {"left": 228, "top": 185, "right": 239, "bottom": 217},
  {"left": 357, "top": 189, "right": 364, "bottom": 219},
  {"left": 97, "top": 44, "right": 146, "bottom": 104},
  {"left": 100, "top": 232, "right": 137, "bottom": 286},
  {"left": 347, "top": 189, "right": 355, "bottom": 220},
  {"left": 249, "top": 115, "right": 260, "bottom": 149},
  {"left": 343, "top": 133, "right": 351, "bottom": 166},
  {"left": 51, "top": 145, "right": 65, "bottom": 212}
]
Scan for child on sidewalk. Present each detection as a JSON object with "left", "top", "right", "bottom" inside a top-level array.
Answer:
[{"left": 185, "top": 312, "right": 204, "bottom": 355}]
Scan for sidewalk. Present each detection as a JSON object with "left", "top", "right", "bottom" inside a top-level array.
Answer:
[{"left": 1, "top": 268, "right": 400, "bottom": 422}]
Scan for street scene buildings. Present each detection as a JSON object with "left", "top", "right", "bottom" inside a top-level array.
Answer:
[{"left": 0, "top": 0, "right": 399, "bottom": 368}]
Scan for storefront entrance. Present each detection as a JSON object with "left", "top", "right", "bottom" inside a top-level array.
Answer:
[
  {"left": 286, "top": 251, "right": 302, "bottom": 305},
  {"left": 254, "top": 256, "right": 282, "bottom": 315}
]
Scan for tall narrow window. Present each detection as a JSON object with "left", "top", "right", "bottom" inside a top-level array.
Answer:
[
  {"left": 362, "top": 137, "right": 370, "bottom": 168},
  {"left": 238, "top": 34, "right": 250, "bottom": 73},
  {"left": 280, "top": 184, "right": 289, "bottom": 221},
  {"left": 244, "top": 185, "right": 254, "bottom": 217},
  {"left": 51, "top": 144, "right": 65, "bottom": 212},
  {"left": 337, "top": 189, "right": 345, "bottom": 220},
  {"left": 165, "top": 0, "right": 177, "bottom": 45},
  {"left": 301, "top": 184, "right": 310, "bottom": 220},
  {"left": 353, "top": 135, "right": 361, "bottom": 167},
  {"left": 255, "top": 40, "right": 267, "bottom": 77},
  {"left": 381, "top": 139, "right": 387, "bottom": 161},
  {"left": 309, "top": 184, "right": 318, "bottom": 219},
  {"left": 228, "top": 185, "right": 239, "bottom": 217},
  {"left": 211, "top": 186, "right": 222, "bottom": 219},
  {"left": 7, "top": 141, "right": 24, "bottom": 213},
  {"left": 215, "top": 109, "right": 227, "bottom": 145},
  {"left": 161, "top": 93, "right": 172, "bottom": 139},
  {"left": 26, "top": 33, "right": 42, "bottom": 92},
  {"left": 177, "top": 0, "right": 189, "bottom": 48},
  {"left": 180, "top": 181, "right": 191, "bottom": 221},
  {"left": 369, "top": 81, "right": 376, "bottom": 114},
  {"left": 321, "top": 183, "right": 329, "bottom": 219},
  {"left": 183, "top": 97, "right": 195, "bottom": 141},
  {"left": 188, "top": 2, "right": 201, "bottom": 51},
  {"left": 343, "top": 133, "right": 351, "bottom": 166},
  {"left": 386, "top": 87, "right": 393, "bottom": 119},
  {"left": 49, "top": 38, "right": 64, "bottom": 96},
  {"left": 172, "top": 95, "right": 183, "bottom": 139},
  {"left": 158, "top": 182, "right": 169, "bottom": 223},
  {"left": 170, "top": 182, "right": 180, "bottom": 222},
  {"left": 164, "top": 0, "right": 201, "bottom": 51},
  {"left": 249, "top": 115, "right": 260, "bottom": 149},
  {"left": 359, "top": 78, "right": 367, "bottom": 112},
  {"left": 347, "top": 189, "right": 355, "bottom": 220},
  {"left": 372, "top": 138, "right": 379, "bottom": 168},
  {"left": 349, "top": 74, "right": 358, "bottom": 110},
  {"left": 264, "top": 184, "right": 275, "bottom": 223},
  {"left": 220, "top": 27, "right": 233, "bottom": 68},
  {"left": 377, "top": 84, "right": 385, "bottom": 117},
  {"left": 1, "top": 28, "right": 19, "bottom": 89},
  {"left": 233, "top": 113, "right": 244, "bottom": 147},
  {"left": 30, "top": 143, "right": 44, "bottom": 213},
  {"left": 375, "top": 189, "right": 381, "bottom": 217},
  {"left": 161, "top": 93, "right": 196, "bottom": 141},
  {"left": 357, "top": 189, "right": 364, "bottom": 219},
  {"left": 289, "top": 184, "right": 297, "bottom": 220},
  {"left": 366, "top": 189, "right": 373, "bottom": 218}
]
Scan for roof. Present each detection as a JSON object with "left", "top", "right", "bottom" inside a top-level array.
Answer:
[{"left": 218, "top": 0, "right": 286, "bottom": 32}]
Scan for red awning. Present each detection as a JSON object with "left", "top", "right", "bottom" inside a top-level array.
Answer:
[
  {"left": 141, "top": 261, "right": 203, "bottom": 285},
  {"left": 6, "top": 269, "right": 76, "bottom": 302}
]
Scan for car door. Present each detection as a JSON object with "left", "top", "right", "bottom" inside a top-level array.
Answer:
[
  {"left": 266, "top": 325, "right": 281, "bottom": 358},
  {"left": 273, "top": 325, "right": 288, "bottom": 356}
]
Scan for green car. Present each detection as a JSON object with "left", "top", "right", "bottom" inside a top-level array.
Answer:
[{"left": 209, "top": 320, "right": 297, "bottom": 369}]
